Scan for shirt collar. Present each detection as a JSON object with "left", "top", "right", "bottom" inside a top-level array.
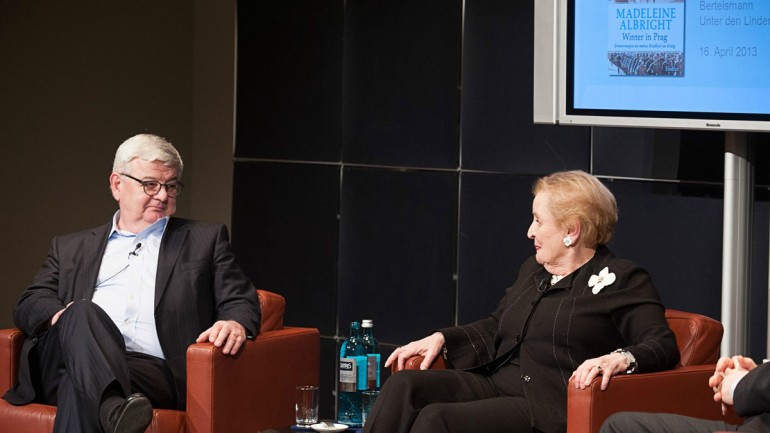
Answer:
[{"left": 109, "top": 210, "right": 169, "bottom": 238}]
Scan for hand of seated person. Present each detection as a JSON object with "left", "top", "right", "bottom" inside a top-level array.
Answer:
[
  {"left": 710, "top": 355, "right": 755, "bottom": 413},
  {"left": 385, "top": 332, "right": 445, "bottom": 371},
  {"left": 196, "top": 319, "right": 247, "bottom": 355},
  {"left": 50, "top": 301, "right": 75, "bottom": 326},
  {"left": 709, "top": 356, "right": 735, "bottom": 402},
  {"left": 570, "top": 351, "right": 631, "bottom": 391}
]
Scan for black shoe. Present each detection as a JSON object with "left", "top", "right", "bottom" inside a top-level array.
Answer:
[{"left": 106, "top": 393, "right": 153, "bottom": 433}]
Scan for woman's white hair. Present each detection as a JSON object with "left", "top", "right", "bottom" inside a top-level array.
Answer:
[
  {"left": 112, "top": 133, "right": 183, "bottom": 176},
  {"left": 533, "top": 170, "right": 618, "bottom": 248}
]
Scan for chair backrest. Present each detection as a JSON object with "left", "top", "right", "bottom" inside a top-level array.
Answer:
[
  {"left": 257, "top": 289, "right": 286, "bottom": 332},
  {"left": 665, "top": 308, "right": 722, "bottom": 366}
]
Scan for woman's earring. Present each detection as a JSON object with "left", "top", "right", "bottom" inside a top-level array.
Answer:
[{"left": 563, "top": 235, "right": 573, "bottom": 247}]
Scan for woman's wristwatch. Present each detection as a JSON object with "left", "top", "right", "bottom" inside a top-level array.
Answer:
[{"left": 613, "top": 348, "right": 638, "bottom": 374}]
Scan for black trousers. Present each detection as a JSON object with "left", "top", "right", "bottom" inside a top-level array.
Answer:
[
  {"left": 600, "top": 412, "right": 742, "bottom": 433},
  {"left": 33, "top": 300, "right": 177, "bottom": 433},
  {"left": 361, "top": 366, "right": 535, "bottom": 433}
]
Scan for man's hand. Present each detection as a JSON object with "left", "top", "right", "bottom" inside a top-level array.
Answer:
[
  {"left": 384, "top": 332, "right": 446, "bottom": 371},
  {"left": 709, "top": 355, "right": 756, "bottom": 414},
  {"left": 196, "top": 320, "right": 247, "bottom": 355},
  {"left": 50, "top": 301, "right": 75, "bottom": 326}
]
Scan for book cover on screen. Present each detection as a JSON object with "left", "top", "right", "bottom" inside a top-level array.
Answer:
[{"left": 608, "top": 0, "right": 685, "bottom": 77}]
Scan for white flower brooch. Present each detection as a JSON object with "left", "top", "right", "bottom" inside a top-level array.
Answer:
[{"left": 588, "top": 267, "right": 616, "bottom": 294}]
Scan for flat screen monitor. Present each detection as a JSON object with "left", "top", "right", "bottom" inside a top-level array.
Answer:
[{"left": 534, "top": 0, "right": 770, "bottom": 132}]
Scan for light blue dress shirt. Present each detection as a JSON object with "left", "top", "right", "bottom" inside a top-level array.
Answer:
[{"left": 93, "top": 212, "right": 169, "bottom": 359}]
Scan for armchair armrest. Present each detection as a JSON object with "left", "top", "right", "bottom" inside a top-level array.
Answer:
[
  {"left": 186, "top": 326, "right": 320, "bottom": 433},
  {"left": 391, "top": 355, "right": 446, "bottom": 373},
  {"left": 0, "top": 328, "right": 25, "bottom": 395},
  {"left": 567, "top": 365, "right": 743, "bottom": 433}
]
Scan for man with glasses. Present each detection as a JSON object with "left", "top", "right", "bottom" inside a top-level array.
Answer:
[{"left": 3, "top": 134, "right": 261, "bottom": 433}]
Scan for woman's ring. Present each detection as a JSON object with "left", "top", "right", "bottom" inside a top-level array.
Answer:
[{"left": 594, "top": 365, "right": 602, "bottom": 371}]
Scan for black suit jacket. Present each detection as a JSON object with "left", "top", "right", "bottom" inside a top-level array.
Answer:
[
  {"left": 733, "top": 361, "right": 770, "bottom": 432},
  {"left": 439, "top": 246, "right": 680, "bottom": 433},
  {"left": 5, "top": 217, "right": 261, "bottom": 408}
]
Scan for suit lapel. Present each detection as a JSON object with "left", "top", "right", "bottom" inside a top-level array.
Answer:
[
  {"left": 155, "top": 218, "right": 188, "bottom": 308},
  {"left": 81, "top": 224, "right": 112, "bottom": 301}
]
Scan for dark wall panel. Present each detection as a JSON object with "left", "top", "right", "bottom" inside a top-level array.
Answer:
[
  {"left": 754, "top": 134, "right": 770, "bottom": 186},
  {"left": 461, "top": 0, "right": 590, "bottom": 173},
  {"left": 594, "top": 130, "right": 770, "bottom": 187},
  {"left": 608, "top": 180, "right": 769, "bottom": 359},
  {"left": 231, "top": 161, "right": 340, "bottom": 334},
  {"left": 342, "top": 0, "right": 462, "bottom": 168},
  {"left": 319, "top": 339, "right": 338, "bottom": 420},
  {"left": 593, "top": 128, "right": 685, "bottom": 180},
  {"left": 593, "top": 128, "right": 725, "bottom": 182},
  {"left": 608, "top": 181, "right": 724, "bottom": 319},
  {"left": 235, "top": 0, "right": 343, "bottom": 161},
  {"left": 338, "top": 168, "right": 458, "bottom": 343},
  {"left": 457, "top": 173, "right": 536, "bottom": 323}
]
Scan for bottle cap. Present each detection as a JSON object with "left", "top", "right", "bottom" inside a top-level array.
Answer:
[{"left": 362, "top": 319, "right": 373, "bottom": 327}]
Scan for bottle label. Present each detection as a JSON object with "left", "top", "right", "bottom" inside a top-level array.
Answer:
[
  {"left": 339, "top": 358, "right": 357, "bottom": 392},
  {"left": 367, "top": 354, "right": 380, "bottom": 388}
]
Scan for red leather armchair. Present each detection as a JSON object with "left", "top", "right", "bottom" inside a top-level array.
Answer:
[
  {"left": 394, "top": 309, "right": 743, "bottom": 433},
  {"left": 565, "top": 309, "right": 742, "bottom": 433},
  {"left": 0, "top": 290, "right": 320, "bottom": 433}
]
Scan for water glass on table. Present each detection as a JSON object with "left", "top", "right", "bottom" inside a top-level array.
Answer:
[
  {"left": 361, "top": 390, "right": 380, "bottom": 426},
  {"left": 295, "top": 385, "right": 319, "bottom": 426}
]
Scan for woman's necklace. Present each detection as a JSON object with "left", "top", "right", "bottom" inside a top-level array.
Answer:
[
  {"left": 550, "top": 274, "right": 566, "bottom": 285},
  {"left": 550, "top": 252, "right": 596, "bottom": 285}
]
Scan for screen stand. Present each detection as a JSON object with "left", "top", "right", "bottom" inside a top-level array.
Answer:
[{"left": 721, "top": 132, "right": 752, "bottom": 357}]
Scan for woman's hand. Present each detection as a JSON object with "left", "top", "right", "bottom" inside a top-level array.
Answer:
[
  {"left": 385, "top": 332, "right": 446, "bottom": 371},
  {"left": 570, "top": 351, "right": 629, "bottom": 390}
]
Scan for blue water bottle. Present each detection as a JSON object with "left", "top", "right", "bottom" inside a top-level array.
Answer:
[
  {"left": 338, "top": 321, "right": 366, "bottom": 426},
  {"left": 360, "top": 319, "right": 381, "bottom": 390}
]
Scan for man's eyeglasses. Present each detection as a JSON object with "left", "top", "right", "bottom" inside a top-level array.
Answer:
[{"left": 120, "top": 173, "right": 183, "bottom": 198}]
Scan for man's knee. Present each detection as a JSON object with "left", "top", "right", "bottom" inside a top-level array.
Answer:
[
  {"left": 57, "top": 300, "right": 119, "bottom": 338},
  {"left": 600, "top": 412, "right": 648, "bottom": 433},
  {"left": 600, "top": 412, "right": 623, "bottom": 433},
  {"left": 62, "top": 299, "right": 94, "bottom": 313},
  {"left": 60, "top": 300, "right": 107, "bottom": 321},
  {"left": 411, "top": 403, "right": 452, "bottom": 432}
]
